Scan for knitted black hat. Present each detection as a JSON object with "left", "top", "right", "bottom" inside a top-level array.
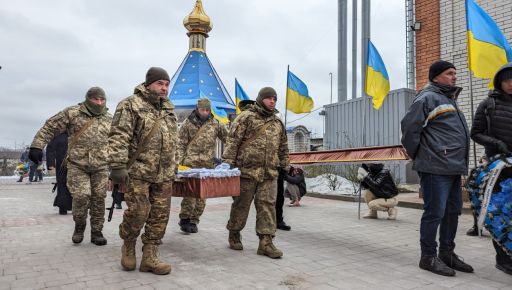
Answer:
[
  {"left": 429, "top": 60, "right": 456, "bottom": 82},
  {"left": 145, "top": 67, "right": 170, "bottom": 86}
]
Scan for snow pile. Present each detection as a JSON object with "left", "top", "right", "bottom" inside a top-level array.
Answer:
[{"left": 305, "top": 174, "right": 357, "bottom": 196}]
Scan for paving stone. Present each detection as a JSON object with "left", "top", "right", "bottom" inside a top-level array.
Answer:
[{"left": 0, "top": 179, "right": 511, "bottom": 289}]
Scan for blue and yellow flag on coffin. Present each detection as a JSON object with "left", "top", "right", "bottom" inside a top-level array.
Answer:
[
  {"left": 200, "top": 91, "right": 229, "bottom": 124},
  {"left": 466, "top": 0, "right": 512, "bottom": 80},
  {"left": 286, "top": 71, "right": 314, "bottom": 114},
  {"left": 365, "top": 40, "right": 390, "bottom": 110},
  {"left": 235, "top": 79, "right": 250, "bottom": 114}
]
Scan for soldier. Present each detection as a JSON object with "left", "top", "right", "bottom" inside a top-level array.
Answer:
[
  {"left": 177, "top": 98, "right": 228, "bottom": 233},
  {"left": 29, "top": 87, "right": 111, "bottom": 245},
  {"left": 223, "top": 87, "right": 290, "bottom": 259},
  {"left": 109, "top": 67, "right": 177, "bottom": 275}
]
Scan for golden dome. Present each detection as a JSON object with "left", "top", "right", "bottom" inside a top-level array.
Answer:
[{"left": 183, "top": 0, "right": 212, "bottom": 35}]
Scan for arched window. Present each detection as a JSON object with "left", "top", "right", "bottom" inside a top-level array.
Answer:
[{"left": 294, "top": 132, "right": 306, "bottom": 152}]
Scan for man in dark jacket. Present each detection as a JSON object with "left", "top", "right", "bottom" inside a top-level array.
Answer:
[
  {"left": 401, "top": 60, "right": 473, "bottom": 276},
  {"left": 357, "top": 163, "right": 398, "bottom": 220},
  {"left": 470, "top": 63, "right": 512, "bottom": 275},
  {"left": 46, "top": 132, "right": 72, "bottom": 215}
]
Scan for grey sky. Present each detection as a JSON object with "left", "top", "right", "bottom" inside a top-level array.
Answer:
[{"left": 0, "top": 0, "right": 406, "bottom": 148}]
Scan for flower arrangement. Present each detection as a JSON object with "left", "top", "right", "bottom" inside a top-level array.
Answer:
[{"left": 484, "top": 178, "right": 512, "bottom": 254}]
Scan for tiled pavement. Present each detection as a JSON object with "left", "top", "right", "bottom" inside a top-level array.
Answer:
[{"left": 0, "top": 178, "right": 511, "bottom": 290}]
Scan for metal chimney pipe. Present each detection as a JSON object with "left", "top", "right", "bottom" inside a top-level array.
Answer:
[
  {"left": 338, "top": 0, "right": 348, "bottom": 103},
  {"left": 351, "top": 0, "right": 358, "bottom": 100}
]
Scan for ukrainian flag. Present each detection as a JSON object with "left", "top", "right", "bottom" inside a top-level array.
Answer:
[
  {"left": 365, "top": 40, "right": 390, "bottom": 110},
  {"left": 235, "top": 79, "right": 250, "bottom": 114},
  {"left": 286, "top": 70, "right": 314, "bottom": 114},
  {"left": 466, "top": 0, "right": 512, "bottom": 80}
]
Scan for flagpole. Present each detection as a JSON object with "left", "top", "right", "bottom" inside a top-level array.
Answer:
[
  {"left": 284, "top": 65, "right": 290, "bottom": 127},
  {"left": 468, "top": 71, "right": 477, "bottom": 167}
]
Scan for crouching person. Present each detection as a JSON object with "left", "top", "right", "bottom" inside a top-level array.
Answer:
[{"left": 357, "top": 163, "right": 398, "bottom": 220}]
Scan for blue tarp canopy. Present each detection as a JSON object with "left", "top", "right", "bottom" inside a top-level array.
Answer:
[{"left": 169, "top": 50, "right": 235, "bottom": 112}]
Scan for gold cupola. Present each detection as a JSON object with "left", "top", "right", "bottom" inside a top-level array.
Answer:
[{"left": 183, "top": 0, "right": 212, "bottom": 51}]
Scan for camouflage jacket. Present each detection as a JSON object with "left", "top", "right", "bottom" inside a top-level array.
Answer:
[
  {"left": 109, "top": 84, "right": 178, "bottom": 183},
  {"left": 177, "top": 111, "right": 228, "bottom": 169},
  {"left": 31, "top": 103, "right": 112, "bottom": 170},
  {"left": 222, "top": 104, "right": 290, "bottom": 182}
]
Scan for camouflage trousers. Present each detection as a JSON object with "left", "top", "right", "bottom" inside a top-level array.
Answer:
[
  {"left": 226, "top": 178, "right": 277, "bottom": 236},
  {"left": 179, "top": 197, "right": 206, "bottom": 224},
  {"left": 66, "top": 163, "right": 108, "bottom": 232},
  {"left": 119, "top": 178, "right": 172, "bottom": 245}
]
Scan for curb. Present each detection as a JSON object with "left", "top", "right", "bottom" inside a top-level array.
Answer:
[{"left": 306, "top": 192, "right": 473, "bottom": 214}]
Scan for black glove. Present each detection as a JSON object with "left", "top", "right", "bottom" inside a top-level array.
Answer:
[
  {"left": 228, "top": 163, "right": 236, "bottom": 169},
  {"left": 214, "top": 158, "right": 223, "bottom": 166},
  {"left": 28, "top": 148, "right": 43, "bottom": 164},
  {"left": 496, "top": 140, "right": 510, "bottom": 154}
]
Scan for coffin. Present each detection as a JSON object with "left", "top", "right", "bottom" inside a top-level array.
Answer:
[{"left": 172, "top": 176, "right": 240, "bottom": 199}]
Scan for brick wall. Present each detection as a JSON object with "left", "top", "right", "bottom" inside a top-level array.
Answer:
[
  {"left": 439, "top": 0, "right": 512, "bottom": 168},
  {"left": 415, "top": 0, "right": 441, "bottom": 90}
]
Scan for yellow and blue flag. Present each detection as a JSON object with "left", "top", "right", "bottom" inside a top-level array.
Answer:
[
  {"left": 365, "top": 40, "right": 390, "bottom": 110},
  {"left": 286, "top": 71, "right": 314, "bottom": 114},
  {"left": 466, "top": 0, "right": 512, "bottom": 80},
  {"left": 200, "top": 90, "right": 229, "bottom": 124},
  {"left": 235, "top": 79, "right": 250, "bottom": 114}
]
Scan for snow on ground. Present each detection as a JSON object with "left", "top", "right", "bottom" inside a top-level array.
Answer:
[{"left": 305, "top": 174, "right": 358, "bottom": 196}]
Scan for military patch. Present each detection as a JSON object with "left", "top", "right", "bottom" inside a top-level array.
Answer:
[{"left": 112, "top": 111, "right": 122, "bottom": 126}]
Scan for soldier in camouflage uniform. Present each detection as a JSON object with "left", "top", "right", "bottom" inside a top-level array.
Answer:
[
  {"left": 223, "top": 87, "right": 290, "bottom": 259},
  {"left": 177, "top": 98, "right": 228, "bottom": 233},
  {"left": 109, "top": 67, "right": 177, "bottom": 275},
  {"left": 29, "top": 87, "right": 111, "bottom": 246}
]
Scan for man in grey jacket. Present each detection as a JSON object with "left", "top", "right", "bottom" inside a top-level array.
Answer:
[{"left": 401, "top": 60, "right": 474, "bottom": 277}]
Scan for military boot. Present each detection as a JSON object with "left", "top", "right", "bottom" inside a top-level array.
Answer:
[
  {"left": 72, "top": 223, "right": 86, "bottom": 244},
  {"left": 121, "top": 240, "right": 136, "bottom": 271},
  {"left": 91, "top": 231, "right": 107, "bottom": 246},
  {"left": 139, "top": 244, "right": 172, "bottom": 275},
  {"left": 228, "top": 231, "right": 243, "bottom": 250},
  {"left": 257, "top": 235, "right": 283, "bottom": 259}
]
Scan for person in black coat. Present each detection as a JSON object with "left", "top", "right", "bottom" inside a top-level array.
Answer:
[
  {"left": 46, "top": 132, "right": 72, "bottom": 215},
  {"left": 276, "top": 171, "right": 291, "bottom": 231},
  {"left": 470, "top": 63, "right": 512, "bottom": 275}
]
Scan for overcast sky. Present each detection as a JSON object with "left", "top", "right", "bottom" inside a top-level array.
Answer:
[{"left": 0, "top": 0, "right": 406, "bottom": 148}]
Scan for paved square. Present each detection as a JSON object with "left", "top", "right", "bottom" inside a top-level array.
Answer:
[{"left": 0, "top": 179, "right": 511, "bottom": 289}]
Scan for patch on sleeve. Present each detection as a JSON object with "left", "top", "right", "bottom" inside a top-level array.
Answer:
[{"left": 112, "top": 111, "right": 122, "bottom": 126}]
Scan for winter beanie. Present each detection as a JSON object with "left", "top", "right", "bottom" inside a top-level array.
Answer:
[
  {"left": 429, "top": 60, "right": 456, "bottom": 82},
  {"left": 256, "top": 87, "right": 277, "bottom": 104},
  {"left": 145, "top": 67, "right": 170, "bottom": 86},
  {"left": 197, "top": 98, "right": 211, "bottom": 109},
  {"left": 85, "top": 86, "right": 106, "bottom": 100},
  {"left": 84, "top": 86, "right": 107, "bottom": 116}
]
